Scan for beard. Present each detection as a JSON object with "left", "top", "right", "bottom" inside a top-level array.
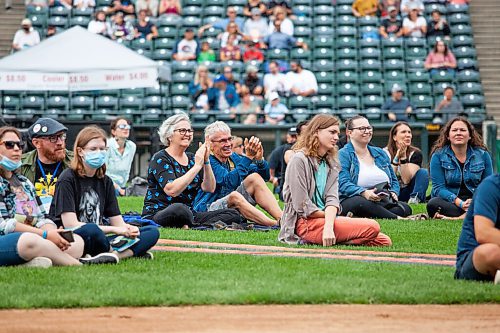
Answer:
[{"left": 40, "top": 145, "right": 66, "bottom": 163}]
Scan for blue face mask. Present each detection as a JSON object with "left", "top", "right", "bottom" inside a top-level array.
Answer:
[
  {"left": 0, "top": 156, "right": 22, "bottom": 171},
  {"left": 84, "top": 151, "right": 107, "bottom": 169}
]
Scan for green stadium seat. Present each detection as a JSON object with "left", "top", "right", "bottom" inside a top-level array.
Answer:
[
  {"left": 337, "top": 48, "right": 358, "bottom": 60},
  {"left": 452, "top": 35, "right": 474, "bottom": 48},
  {"left": 410, "top": 82, "right": 432, "bottom": 95},
  {"left": 27, "top": 5, "right": 48, "bottom": 15},
  {"left": 336, "top": 5, "right": 353, "bottom": 16},
  {"left": 412, "top": 94, "right": 434, "bottom": 109},
  {"left": 220, "top": 60, "right": 244, "bottom": 73},
  {"left": 315, "top": 0, "right": 334, "bottom": 5},
  {"left": 293, "top": 5, "right": 313, "bottom": 16},
  {"left": 294, "top": 26, "right": 312, "bottom": 38},
  {"left": 426, "top": 36, "right": 444, "bottom": 48},
  {"left": 131, "top": 38, "right": 153, "bottom": 50},
  {"left": 171, "top": 83, "right": 189, "bottom": 95},
  {"left": 145, "top": 85, "right": 162, "bottom": 96},
  {"left": 406, "top": 46, "right": 427, "bottom": 60},
  {"left": 71, "top": 96, "right": 94, "bottom": 110},
  {"left": 336, "top": 59, "right": 358, "bottom": 71},
  {"left": 204, "top": 5, "right": 225, "bottom": 16},
  {"left": 49, "top": 6, "right": 70, "bottom": 16},
  {"left": 95, "top": 96, "right": 118, "bottom": 110},
  {"left": 425, "top": 3, "right": 446, "bottom": 15},
  {"left": 337, "top": 95, "right": 360, "bottom": 109},
  {"left": 361, "top": 82, "right": 383, "bottom": 95},
  {"left": 70, "top": 16, "right": 90, "bottom": 27},
  {"left": 385, "top": 70, "right": 406, "bottom": 82},
  {"left": 457, "top": 69, "right": 480, "bottom": 83},
  {"left": 294, "top": 16, "right": 313, "bottom": 27},
  {"left": 360, "top": 59, "right": 381, "bottom": 71},
  {"left": 382, "top": 37, "right": 404, "bottom": 48},
  {"left": 359, "top": 26, "right": 378, "bottom": 38},
  {"left": 96, "top": 0, "right": 112, "bottom": 6},
  {"left": 21, "top": 96, "right": 45, "bottom": 110},
  {"left": 183, "top": 6, "right": 202, "bottom": 16},
  {"left": 458, "top": 82, "right": 482, "bottom": 95},
  {"left": 140, "top": 109, "right": 165, "bottom": 124},
  {"left": 72, "top": 7, "right": 93, "bottom": 17},
  {"left": 119, "top": 96, "right": 143, "bottom": 110},
  {"left": 407, "top": 59, "right": 425, "bottom": 70},
  {"left": 408, "top": 70, "right": 430, "bottom": 82},
  {"left": 449, "top": 13, "right": 470, "bottom": 25},
  {"left": 171, "top": 95, "right": 191, "bottom": 109},
  {"left": 314, "top": 48, "right": 335, "bottom": 59},
  {"left": 385, "top": 82, "right": 407, "bottom": 95},
  {"left": 360, "top": 47, "right": 381, "bottom": 60},
  {"left": 290, "top": 48, "right": 312, "bottom": 60},
  {"left": 358, "top": 15, "right": 379, "bottom": 26},
  {"left": 415, "top": 108, "right": 434, "bottom": 121},
  {"left": 172, "top": 72, "right": 192, "bottom": 83},
  {"left": 336, "top": 37, "right": 357, "bottom": 49},
  {"left": 143, "top": 96, "right": 164, "bottom": 109},
  {"left": 405, "top": 37, "right": 427, "bottom": 48},
  {"left": 447, "top": 3, "right": 469, "bottom": 14},
  {"left": 152, "top": 49, "right": 172, "bottom": 60},
  {"left": 157, "top": 15, "right": 181, "bottom": 27},
  {"left": 314, "top": 26, "right": 335, "bottom": 36},
  {"left": 384, "top": 59, "right": 405, "bottom": 71},
  {"left": 183, "top": 0, "right": 204, "bottom": 6},
  {"left": 365, "top": 108, "right": 382, "bottom": 121},
  {"left": 337, "top": 70, "right": 359, "bottom": 83},
  {"left": 362, "top": 95, "right": 383, "bottom": 108},
  {"left": 461, "top": 94, "right": 484, "bottom": 108},
  {"left": 2, "top": 96, "right": 20, "bottom": 110},
  {"left": 46, "top": 96, "right": 69, "bottom": 110},
  {"left": 465, "top": 107, "right": 486, "bottom": 123},
  {"left": 135, "top": 49, "right": 153, "bottom": 58},
  {"left": 453, "top": 46, "right": 476, "bottom": 60},
  {"left": 317, "top": 83, "right": 335, "bottom": 96},
  {"left": 313, "top": 59, "right": 334, "bottom": 72},
  {"left": 315, "top": 71, "right": 335, "bottom": 84},
  {"left": 267, "top": 48, "right": 289, "bottom": 61},
  {"left": 450, "top": 24, "right": 473, "bottom": 36},
  {"left": 336, "top": 25, "right": 357, "bottom": 37},
  {"left": 361, "top": 70, "right": 382, "bottom": 83},
  {"left": 291, "top": 109, "right": 310, "bottom": 123},
  {"left": 182, "top": 17, "right": 202, "bottom": 28},
  {"left": 28, "top": 14, "right": 47, "bottom": 28},
  {"left": 457, "top": 58, "right": 477, "bottom": 70},
  {"left": 289, "top": 96, "right": 312, "bottom": 109},
  {"left": 359, "top": 38, "right": 379, "bottom": 49},
  {"left": 337, "top": 11, "right": 356, "bottom": 28},
  {"left": 202, "top": 16, "right": 219, "bottom": 25},
  {"left": 314, "top": 5, "right": 334, "bottom": 15},
  {"left": 313, "top": 15, "right": 334, "bottom": 27},
  {"left": 337, "top": 108, "right": 358, "bottom": 120},
  {"left": 433, "top": 82, "right": 455, "bottom": 95},
  {"left": 121, "top": 88, "right": 145, "bottom": 97},
  {"left": 337, "top": 82, "right": 358, "bottom": 95},
  {"left": 431, "top": 70, "right": 454, "bottom": 83},
  {"left": 200, "top": 27, "right": 219, "bottom": 38},
  {"left": 383, "top": 47, "right": 404, "bottom": 60},
  {"left": 205, "top": 0, "right": 224, "bottom": 6},
  {"left": 294, "top": 0, "right": 312, "bottom": 6},
  {"left": 314, "top": 95, "right": 336, "bottom": 108},
  {"left": 157, "top": 27, "right": 178, "bottom": 38}
]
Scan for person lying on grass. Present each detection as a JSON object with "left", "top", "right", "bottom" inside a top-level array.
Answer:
[
  {"left": 50, "top": 126, "right": 159, "bottom": 262},
  {"left": 278, "top": 114, "right": 392, "bottom": 247},
  {"left": 193, "top": 121, "right": 282, "bottom": 226},
  {"left": 0, "top": 126, "right": 82, "bottom": 267},
  {"left": 141, "top": 113, "right": 241, "bottom": 229},
  {"left": 455, "top": 173, "right": 500, "bottom": 284}
]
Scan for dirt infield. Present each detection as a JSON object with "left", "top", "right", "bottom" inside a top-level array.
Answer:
[{"left": 1, "top": 304, "right": 498, "bottom": 333}]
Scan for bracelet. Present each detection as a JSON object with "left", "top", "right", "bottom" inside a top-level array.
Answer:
[
  {"left": 42, "top": 230, "right": 47, "bottom": 239},
  {"left": 204, "top": 161, "right": 210, "bottom": 165},
  {"left": 399, "top": 159, "right": 408, "bottom": 164},
  {"left": 459, "top": 201, "right": 464, "bottom": 209}
]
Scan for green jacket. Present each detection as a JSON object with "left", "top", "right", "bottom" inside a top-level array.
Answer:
[{"left": 21, "top": 149, "right": 74, "bottom": 184}]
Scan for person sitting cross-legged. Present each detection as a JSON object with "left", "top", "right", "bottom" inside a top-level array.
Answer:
[
  {"left": 455, "top": 173, "right": 500, "bottom": 284},
  {"left": 193, "top": 121, "right": 282, "bottom": 226}
]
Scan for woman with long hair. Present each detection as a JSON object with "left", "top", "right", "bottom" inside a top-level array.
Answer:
[
  {"left": 427, "top": 117, "right": 493, "bottom": 219},
  {"left": 51, "top": 126, "right": 159, "bottom": 260},
  {"left": 338, "top": 116, "right": 413, "bottom": 219},
  {"left": 141, "top": 113, "right": 241, "bottom": 228},
  {"left": 189, "top": 65, "right": 213, "bottom": 111},
  {"left": 106, "top": 117, "right": 136, "bottom": 196},
  {"left": 279, "top": 114, "right": 391, "bottom": 246},
  {"left": 0, "top": 126, "right": 85, "bottom": 267},
  {"left": 424, "top": 40, "right": 457, "bottom": 76},
  {"left": 384, "top": 121, "right": 429, "bottom": 203}
]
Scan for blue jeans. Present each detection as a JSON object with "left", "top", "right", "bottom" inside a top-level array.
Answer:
[
  {"left": 399, "top": 168, "right": 429, "bottom": 203},
  {"left": 455, "top": 249, "right": 492, "bottom": 282},
  {"left": 128, "top": 225, "right": 159, "bottom": 256},
  {"left": 0, "top": 233, "right": 26, "bottom": 266},
  {"left": 73, "top": 223, "right": 111, "bottom": 257}
]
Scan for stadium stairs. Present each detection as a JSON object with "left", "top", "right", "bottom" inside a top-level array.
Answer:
[
  {"left": 0, "top": 0, "right": 25, "bottom": 57},
  {"left": 470, "top": 0, "right": 500, "bottom": 137}
]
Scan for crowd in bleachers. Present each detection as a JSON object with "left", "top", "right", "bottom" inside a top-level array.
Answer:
[{"left": 3, "top": 0, "right": 487, "bottom": 125}]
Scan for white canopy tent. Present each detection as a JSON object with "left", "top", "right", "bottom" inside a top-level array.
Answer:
[{"left": 0, "top": 26, "right": 158, "bottom": 91}]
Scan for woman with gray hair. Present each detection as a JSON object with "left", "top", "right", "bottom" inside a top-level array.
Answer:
[{"left": 141, "top": 113, "right": 241, "bottom": 228}]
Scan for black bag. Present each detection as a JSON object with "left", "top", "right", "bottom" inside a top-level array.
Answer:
[{"left": 372, "top": 182, "right": 404, "bottom": 210}]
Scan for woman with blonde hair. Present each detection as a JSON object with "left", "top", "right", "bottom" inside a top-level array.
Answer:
[
  {"left": 51, "top": 126, "right": 159, "bottom": 261},
  {"left": 279, "top": 114, "right": 392, "bottom": 247},
  {"left": 189, "top": 65, "right": 213, "bottom": 111}
]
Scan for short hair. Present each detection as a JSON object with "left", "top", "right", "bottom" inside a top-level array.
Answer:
[
  {"left": 345, "top": 115, "right": 367, "bottom": 130},
  {"left": 204, "top": 121, "right": 231, "bottom": 139},
  {"left": 444, "top": 86, "right": 455, "bottom": 93},
  {"left": 71, "top": 126, "right": 108, "bottom": 178},
  {"left": 158, "top": 112, "right": 191, "bottom": 147}
]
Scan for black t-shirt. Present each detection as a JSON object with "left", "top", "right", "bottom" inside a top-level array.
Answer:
[
  {"left": 382, "top": 18, "right": 402, "bottom": 34},
  {"left": 136, "top": 21, "right": 154, "bottom": 37},
  {"left": 142, "top": 150, "right": 203, "bottom": 219},
  {"left": 49, "top": 168, "right": 121, "bottom": 227},
  {"left": 268, "top": 143, "right": 290, "bottom": 180},
  {"left": 408, "top": 150, "right": 423, "bottom": 167},
  {"left": 457, "top": 161, "right": 473, "bottom": 200}
]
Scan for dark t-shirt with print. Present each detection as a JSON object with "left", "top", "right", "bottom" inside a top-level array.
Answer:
[
  {"left": 382, "top": 18, "right": 402, "bottom": 34},
  {"left": 142, "top": 150, "right": 203, "bottom": 219},
  {"left": 49, "top": 169, "right": 121, "bottom": 227}
]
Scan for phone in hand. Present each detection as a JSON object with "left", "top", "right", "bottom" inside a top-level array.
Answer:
[
  {"left": 59, "top": 230, "right": 75, "bottom": 243},
  {"left": 377, "top": 191, "right": 390, "bottom": 197}
]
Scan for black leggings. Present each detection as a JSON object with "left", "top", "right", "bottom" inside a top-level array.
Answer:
[
  {"left": 426, "top": 197, "right": 466, "bottom": 218},
  {"left": 153, "top": 203, "right": 242, "bottom": 228},
  {"left": 340, "top": 195, "right": 412, "bottom": 219}
]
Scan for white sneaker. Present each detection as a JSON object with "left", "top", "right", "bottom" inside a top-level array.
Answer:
[
  {"left": 79, "top": 253, "right": 119, "bottom": 265},
  {"left": 408, "top": 196, "right": 421, "bottom": 205},
  {"left": 19, "top": 257, "right": 52, "bottom": 268},
  {"left": 495, "top": 270, "right": 500, "bottom": 285}
]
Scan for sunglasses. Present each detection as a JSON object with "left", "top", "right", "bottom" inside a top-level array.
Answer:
[
  {"left": 117, "top": 124, "right": 131, "bottom": 130},
  {"left": 0, "top": 140, "right": 25, "bottom": 150}
]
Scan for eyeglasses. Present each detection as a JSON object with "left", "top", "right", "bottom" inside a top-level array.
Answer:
[
  {"left": 350, "top": 126, "right": 373, "bottom": 133},
  {"left": 174, "top": 128, "right": 194, "bottom": 136},
  {"left": 43, "top": 133, "right": 67, "bottom": 143},
  {"left": 0, "top": 140, "right": 25, "bottom": 150},
  {"left": 212, "top": 137, "right": 233, "bottom": 144},
  {"left": 117, "top": 124, "right": 131, "bottom": 130}
]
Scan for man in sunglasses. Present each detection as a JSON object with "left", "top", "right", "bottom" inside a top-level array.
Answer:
[{"left": 21, "top": 118, "right": 73, "bottom": 212}]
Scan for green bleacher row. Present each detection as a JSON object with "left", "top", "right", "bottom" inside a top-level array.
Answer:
[{"left": 4, "top": 0, "right": 484, "bottom": 124}]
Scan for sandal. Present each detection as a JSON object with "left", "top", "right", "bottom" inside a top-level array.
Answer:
[{"left": 406, "top": 213, "right": 429, "bottom": 220}]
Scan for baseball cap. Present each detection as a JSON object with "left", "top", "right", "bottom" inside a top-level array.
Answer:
[
  {"left": 214, "top": 75, "right": 227, "bottom": 83},
  {"left": 28, "top": 118, "right": 68, "bottom": 139},
  {"left": 387, "top": 6, "right": 397, "bottom": 12},
  {"left": 391, "top": 83, "right": 404, "bottom": 93},
  {"left": 245, "top": 65, "right": 258, "bottom": 73},
  {"left": 21, "top": 18, "right": 32, "bottom": 26},
  {"left": 288, "top": 127, "right": 297, "bottom": 135},
  {"left": 269, "top": 91, "right": 280, "bottom": 102}
]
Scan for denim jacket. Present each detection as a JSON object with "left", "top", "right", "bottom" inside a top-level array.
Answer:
[
  {"left": 430, "top": 145, "right": 493, "bottom": 202},
  {"left": 338, "top": 142, "right": 400, "bottom": 200}
]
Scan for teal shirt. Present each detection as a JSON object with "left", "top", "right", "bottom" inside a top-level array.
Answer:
[
  {"left": 106, "top": 138, "right": 136, "bottom": 188},
  {"left": 313, "top": 160, "right": 328, "bottom": 210}
]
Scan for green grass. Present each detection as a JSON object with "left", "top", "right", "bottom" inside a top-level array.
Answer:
[{"left": 0, "top": 196, "right": 498, "bottom": 309}]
